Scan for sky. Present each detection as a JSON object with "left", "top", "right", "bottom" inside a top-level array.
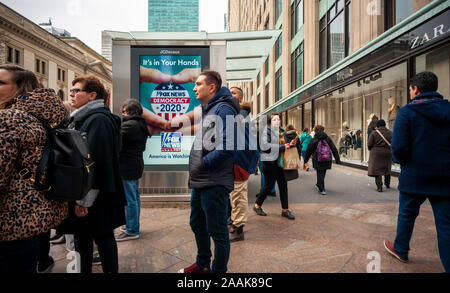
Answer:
[{"left": 1, "top": 0, "right": 229, "bottom": 54}]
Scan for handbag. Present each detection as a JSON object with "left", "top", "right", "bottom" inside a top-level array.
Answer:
[
  {"left": 375, "top": 129, "right": 391, "bottom": 147},
  {"left": 282, "top": 147, "right": 302, "bottom": 170}
]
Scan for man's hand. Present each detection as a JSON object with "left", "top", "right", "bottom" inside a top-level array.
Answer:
[
  {"left": 171, "top": 68, "right": 201, "bottom": 84},
  {"left": 75, "top": 205, "right": 89, "bottom": 218},
  {"left": 140, "top": 67, "right": 172, "bottom": 84}
]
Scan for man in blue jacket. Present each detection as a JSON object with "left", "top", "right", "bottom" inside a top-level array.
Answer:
[
  {"left": 179, "top": 70, "right": 239, "bottom": 274},
  {"left": 384, "top": 71, "right": 450, "bottom": 273}
]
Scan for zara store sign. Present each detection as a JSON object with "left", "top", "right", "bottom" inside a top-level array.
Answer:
[{"left": 409, "top": 9, "right": 450, "bottom": 50}]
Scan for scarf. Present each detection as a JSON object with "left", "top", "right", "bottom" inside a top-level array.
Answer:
[{"left": 70, "top": 99, "right": 105, "bottom": 122}]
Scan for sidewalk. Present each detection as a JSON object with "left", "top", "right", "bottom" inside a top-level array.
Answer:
[{"left": 47, "top": 166, "right": 444, "bottom": 273}]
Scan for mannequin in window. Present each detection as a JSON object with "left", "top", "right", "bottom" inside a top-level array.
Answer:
[{"left": 388, "top": 97, "right": 400, "bottom": 130}]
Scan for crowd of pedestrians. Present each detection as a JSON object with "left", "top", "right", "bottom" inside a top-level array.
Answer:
[{"left": 0, "top": 66, "right": 448, "bottom": 273}]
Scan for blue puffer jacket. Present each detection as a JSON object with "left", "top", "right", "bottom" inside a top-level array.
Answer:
[{"left": 391, "top": 92, "right": 450, "bottom": 197}]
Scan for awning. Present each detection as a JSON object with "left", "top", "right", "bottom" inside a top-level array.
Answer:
[{"left": 103, "top": 30, "right": 281, "bottom": 83}]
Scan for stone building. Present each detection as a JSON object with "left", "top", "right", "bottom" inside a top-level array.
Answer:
[{"left": 0, "top": 3, "right": 112, "bottom": 105}]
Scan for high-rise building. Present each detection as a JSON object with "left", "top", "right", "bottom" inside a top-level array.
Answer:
[
  {"left": 228, "top": 0, "right": 449, "bottom": 171},
  {"left": 148, "top": 0, "right": 199, "bottom": 32}
]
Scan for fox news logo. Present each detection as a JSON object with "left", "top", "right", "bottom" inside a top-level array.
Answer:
[{"left": 161, "top": 132, "right": 182, "bottom": 152}]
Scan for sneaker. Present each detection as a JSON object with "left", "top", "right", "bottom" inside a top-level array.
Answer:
[
  {"left": 92, "top": 253, "right": 101, "bottom": 265},
  {"left": 50, "top": 234, "right": 65, "bottom": 245},
  {"left": 281, "top": 210, "right": 295, "bottom": 220},
  {"left": 253, "top": 205, "right": 267, "bottom": 216},
  {"left": 320, "top": 190, "right": 327, "bottom": 196},
  {"left": 383, "top": 240, "right": 408, "bottom": 263},
  {"left": 178, "top": 263, "right": 210, "bottom": 273},
  {"left": 119, "top": 225, "right": 126, "bottom": 232},
  {"left": 377, "top": 186, "right": 383, "bottom": 192},
  {"left": 115, "top": 231, "right": 140, "bottom": 242},
  {"left": 315, "top": 185, "right": 320, "bottom": 192},
  {"left": 37, "top": 256, "right": 54, "bottom": 273}
]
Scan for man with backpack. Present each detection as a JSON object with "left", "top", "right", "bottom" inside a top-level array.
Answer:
[
  {"left": 304, "top": 125, "right": 341, "bottom": 195},
  {"left": 63, "top": 75, "right": 126, "bottom": 273},
  {"left": 179, "top": 70, "right": 240, "bottom": 274},
  {"left": 228, "top": 87, "right": 260, "bottom": 242}
]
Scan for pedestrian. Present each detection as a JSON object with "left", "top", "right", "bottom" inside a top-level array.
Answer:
[
  {"left": 60, "top": 74, "right": 126, "bottom": 273},
  {"left": 228, "top": 90, "right": 259, "bottom": 242},
  {"left": 383, "top": 71, "right": 450, "bottom": 273},
  {"left": 0, "top": 65, "right": 68, "bottom": 273},
  {"left": 115, "top": 99, "right": 150, "bottom": 242},
  {"left": 367, "top": 119, "right": 392, "bottom": 192},
  {"left": 304, "top": 125, "right": 341, "bottom": 195},
  {"left": 299, "top": 128, "right": 312, "bottom": 171},
  {"left": 253, "top": 113, "right": 296, "bottom": 220},
  {"left": 179, "top": 70, "right": 239, "bottom": 273}
]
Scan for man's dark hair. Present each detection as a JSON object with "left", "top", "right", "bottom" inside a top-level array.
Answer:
[
  {"left": 410, "top": 71, "right": 438, "bottom": 94},
  {"left": 376, "top": 119, "right": 386, "bottom": 127},
  {"left": 200, "top": 70, "right": 222, "bottom": 93},
  {"left": 303, "top": 128, "right": 309, "bottom": 133},
  {"left": 72, "top": 75, "right": 106, "bottom": 102},
  {"left": 122, "top": 99, "right": 143, "bottom": 116}
]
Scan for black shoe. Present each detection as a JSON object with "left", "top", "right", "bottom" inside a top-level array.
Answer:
[
  {"left": 377, "top": 186, "right": 383, "bottom": 192},
  {"left": 38, "top": 256, "right": 54, "bottom": 273},
  {"left": 92, "top": 253, "right": 101, "bottom": 265},
  {"left": 281, "top": 210, "right": 295, "bottom": 220},
  {"left": 385, "top": 184, "right": 390, "bottom": 189},
  {"left": 267, "top": 191, "right": 276, "bottom": 197},
  {"left": 253, "top": 206, "right": 267, "bottom": 216}
]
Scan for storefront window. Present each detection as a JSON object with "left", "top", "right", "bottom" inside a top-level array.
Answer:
[
  {"left": 288, "top": 106, "right": 302, "bottom": 130},
  {"left": 314, "top": 94, "right": 341, "bottom": 152},
  {"left": 304, "top": 101, "right": 312, "bottom": 131},
  {"left": 415, "top": 43, "right": 450, "bottom": 100}
]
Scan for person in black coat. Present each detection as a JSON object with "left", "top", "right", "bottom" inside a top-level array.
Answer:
[
  {"left": 115, "top": 99, "right": 150, "bottom": 242},
  {"left": 304, "top": 125, "right": 341, "bottom": 195},
  {"left": 61, "top": 75, "right": 126, "bottom": 273}
]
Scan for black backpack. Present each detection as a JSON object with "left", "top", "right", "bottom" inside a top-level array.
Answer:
[{"left": 33, "top": 117, "right": 95, "bottom": 201}]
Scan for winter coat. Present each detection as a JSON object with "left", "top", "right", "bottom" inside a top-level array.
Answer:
[
  {"left": 391, "top": 91, "right": 450, "bottom": 197},
  {"left": 119, "top": 116, "right": 150, "bottom": 180},
  {"left": 304, "top": 131, "right": 341, "bottom": 171},
  {"left": 0, "top": 89, "right": 68, "bottom": 242},
  {"left": 367, "top": 126, "right": 392, "bottom": 176},
  {"left": 59, "top": 106, "right": 126, "bottom": 235},
  {"left": 189, "top": 87, "right": 240, "bottom": 192},
  {"left": 299, "top": 132, "right": 312, "bottom": 152}
]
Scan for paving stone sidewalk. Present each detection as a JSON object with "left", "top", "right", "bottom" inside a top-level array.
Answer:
[{"left": 47, "top": 166, "right": 444, "bottom": 273}]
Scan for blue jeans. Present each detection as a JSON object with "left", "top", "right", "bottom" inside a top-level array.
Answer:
[
  {"left": 122, "top": 180, "right": 141, "bottom": 236},
  {"left": 394, "top": 192, "right": 450, "bottom": 272},
  {"left": 190, "top": 186, "right": 230, "bottom": 273},
  {"left": 259, "top": 160, "right": 275, "bottom": 193}
]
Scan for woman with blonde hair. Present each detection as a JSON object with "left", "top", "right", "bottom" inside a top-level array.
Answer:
[{"left": 0, "top": 65, "right": 68, "bottom": 272}]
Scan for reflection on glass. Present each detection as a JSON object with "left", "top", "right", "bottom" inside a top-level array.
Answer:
[
  {"left": 288, "top": 106, "right": 302, "bottom": 130},
  {"left": 304, "top": 101, "right": 312, "bottom": 131},
  {"left": 415, "top": 43, "right": 450, "bottom": 100},
  {"left": 395, "top": 0, "right": 413, "bottom": 25},
  {"left": 329, "top": 12, "right": 345, "bottom": 67}
]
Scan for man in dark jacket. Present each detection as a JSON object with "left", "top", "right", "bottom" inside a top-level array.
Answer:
[
  {"left": 66, "top": 75, "right": 126, "bottom": 273},
  {"left": 384, "top": 71, "right": 450, "bottom": 273},
  {"left": 179, "top": 70, "right": 239, "bottom": 274},
  {"left": 304, "top": 125, "right": 341, "bottom": 195},
  {"left": 116, "top": 99, "right": 150, "bottom": 242}
]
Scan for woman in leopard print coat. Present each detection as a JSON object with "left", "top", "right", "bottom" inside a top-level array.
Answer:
[{"left": 0, "top": 65, "right": 68, "bottom": 272}]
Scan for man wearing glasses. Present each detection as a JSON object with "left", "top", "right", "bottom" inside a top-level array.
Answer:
[{"left": 59, "top": 75, "right": 126, "bottom": 273}]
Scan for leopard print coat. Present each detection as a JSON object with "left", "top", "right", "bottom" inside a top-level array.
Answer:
[{"left": 0, "top": 89, "right": 69, "bottom": 242}]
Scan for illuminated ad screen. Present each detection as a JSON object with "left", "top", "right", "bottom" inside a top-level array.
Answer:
[{"left": 131, "top": 47, "right": 210, "bottom": 170}]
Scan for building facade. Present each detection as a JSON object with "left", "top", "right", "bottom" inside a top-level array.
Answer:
[
  {"left": 228, "top": 0, "right": 449, "bottom": 170},
  {"left": 148, "top": 0, "right": 199, "bottom": 32},
  {"left": 0, "top": 3, "right": 113, "bottom": 105}
]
